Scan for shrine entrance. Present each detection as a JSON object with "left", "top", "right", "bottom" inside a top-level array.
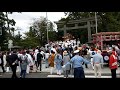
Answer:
[{"left": 54, "top": 15, "right": 100, "bottom": 42}]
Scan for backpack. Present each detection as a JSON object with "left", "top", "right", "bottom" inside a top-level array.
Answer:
[
  {"left": 20, "top": 55, "right": 28, "bottom": 64},
  {"left": 57, "top": 54, "right": 63, "bottom": 66}
]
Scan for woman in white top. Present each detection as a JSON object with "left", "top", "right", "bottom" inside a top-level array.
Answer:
[
  {"left": 26, "top": 50, "right": 34, "bottom": 74},
  {"left": 45, "top": 50, "right": 50, "bottom": 68}
]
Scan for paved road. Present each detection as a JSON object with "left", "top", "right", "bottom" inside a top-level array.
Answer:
[
  {"left": 0, "top": 71, "right": 119, "bottom": 78},
  {"left": 0, "top": 63, "right": 120, "bottom": 78}
]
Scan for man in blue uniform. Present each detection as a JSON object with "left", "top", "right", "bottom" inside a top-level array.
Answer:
[{"left": 70, "top": 50, "right": 90, "bottom": 78}]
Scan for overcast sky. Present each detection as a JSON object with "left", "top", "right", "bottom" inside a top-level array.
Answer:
[{"left": 8, "top": 12, "right": 66, "bottom": 35}]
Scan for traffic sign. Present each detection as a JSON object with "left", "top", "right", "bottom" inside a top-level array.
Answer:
[
  {"left": 8, "top": 43, "right": 13, "bottom": 49},
  {"left": 8, "top": 40, "right": 13, "bottom": 44}
]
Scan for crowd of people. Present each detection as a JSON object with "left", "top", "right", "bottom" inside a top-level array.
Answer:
[{"left": 0, "top": 40, "right": 120, "bottom": 78}]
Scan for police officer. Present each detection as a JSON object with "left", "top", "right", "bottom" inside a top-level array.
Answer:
[{"left": 70, "top": 50, "right": 90, "bottom": 78}]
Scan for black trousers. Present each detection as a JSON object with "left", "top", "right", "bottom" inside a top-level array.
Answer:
[
  {"left": 35, "top": 61, "right": 39, "bottom": 69},
  {"left": 36, "top": 60, "right": 42, "bottom": 71},
  {"left": 63, "top": 70, "right": 70, "bottom": 78},
  {"left": 20, "top": 70, "right": 26, "bottom": 78},
  {"left": 74, "top": 67, "right": 85, "bottom": 78},
  {"left": 0, "top": 64, "right": 5, "bottom": 73},
  {"left": 11, "top": 65, "right": 18, "bottom": 78},
  {"left": 111, "top": 68, "right": 117, "bottom": 78}
]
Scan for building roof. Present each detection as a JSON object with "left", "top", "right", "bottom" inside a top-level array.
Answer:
[
  {"left": 54, "top": 15, "right": 100, "bottom": 25},
  {"left": 92, "top": 32, "right": 120, "bottom": 36}
]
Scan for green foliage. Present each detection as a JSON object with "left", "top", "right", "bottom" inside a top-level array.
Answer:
[
  {"left": 0, "top": 12, "right": 20, "bottom": 50},
  {"left": 21, "top": 17, "right": 56, "bottom": 48},
  {"left": 21, "top": 26, "right": 39, "bottom": 48},
  {"left": 13, "top": 32, "right": 22, "bottom": 46},
  {"left": 48, "top": 31, "right": 58, "bottom": 41},
  {"left": 56, "top": 30, "right": 64, "bottom": 41},
  {"left": 97, "top": 12, "right": 120, "bottom": 32},
  {"left": 60, "top": 12, "right": 120, "bottom": 43}
]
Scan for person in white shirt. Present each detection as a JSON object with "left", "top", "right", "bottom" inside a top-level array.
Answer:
[
  {"left": 3, "top": 52, "right": 7, "bottom": 71},
  {"left": 26, "top": 50, "right": 34, "bottom": 74},
  {"left": 64, "top": 41, "right": 69, "bottom": 48},
  {"left": 0, "top": 51, "right": 6, "bottom": 73},
  {"left": 93, "top": 50, "right": 103, "bottom": 78},
  {"left": 88, "top": 47, "right": 97, "bottom": 70},
  {"left": 40, "top": 50, "right": 45, "bottom": 59},
  {"left": 34, "top": 48, "right": 39, "bottom": 71},
  {"left": 51, "top": 46, "right": 57, "bottom": 54},
  {"left": 45, "top": 50, "right": 50, "bottom": 68},
  {"left": 17, "top": 51, "right": 22, "bottom": 72},
  {"left": 6, "top": 51, "right": 11, "bottom": 72}
]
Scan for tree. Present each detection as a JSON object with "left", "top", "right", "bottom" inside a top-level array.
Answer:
[
  {"left": 48, "top": 31, "right": 58, "bottom": 41},
  {"left": 21, "top": 26, "right": 39, "bottom": 49},
  {"left": 13, "top": 31, "right": 22, "bottom": 46},
  {"left": 97, "top": 12, "right": 120, "bottom": 32},
  {"left": 0, "top": 12, "right": 17, "bottom": 50},
  {"left": 65, "top": 12, "right": 120, "bottom": 32},
  {"left": 30, "top": 16, "right": 54, "bottom": 46},
  {"left": 20, "top": 16, "right": 55, "bottom": 48},
  {"left": 62, "top": 12, "right": 120, "bottom": 43}
]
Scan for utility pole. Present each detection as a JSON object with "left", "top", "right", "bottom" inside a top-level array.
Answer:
[
  {"left": 95, "top": 12, "right": 98, "bottom": 34},
  {"left": 87, "top": 12, "right": 91, "bottom": 42},
  {"left": 46, "top": 12, "right": 49, "bottom": 44}
]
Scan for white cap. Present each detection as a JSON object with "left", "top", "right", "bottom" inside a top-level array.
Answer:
[{"left": 74, "top": 50, "right": 79, "bottom": 53}]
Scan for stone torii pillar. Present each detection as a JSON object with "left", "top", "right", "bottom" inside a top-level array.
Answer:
[{"left": 64, "top": 25, "right": 67, "bottom": 36}]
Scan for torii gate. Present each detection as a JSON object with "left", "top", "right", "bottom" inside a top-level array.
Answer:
[{"left": 54, "top": 15, "right": 100, "bottom": 42}]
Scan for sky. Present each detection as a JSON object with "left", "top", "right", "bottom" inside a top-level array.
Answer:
[{"left": 8, "top": 12, "right": 66, "bottom": 35}]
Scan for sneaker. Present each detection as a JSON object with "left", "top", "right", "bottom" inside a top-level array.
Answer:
[{"left": 6, "top": 70, "right": 9, "bottom": 72}]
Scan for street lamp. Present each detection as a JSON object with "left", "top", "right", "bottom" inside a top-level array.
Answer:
[{"left": 95, "top": 12, "right": 98, "bottom": 34}]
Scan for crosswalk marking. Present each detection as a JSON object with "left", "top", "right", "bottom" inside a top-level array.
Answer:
[
  {"left": 47, "top": 75, "right": 112, "bottom": 78},
  {"left": 85, "top": 76, "right": 111, "bottom": 78},
  {"left": 47, "top": 75, "right": 64, "bottom": 78}
]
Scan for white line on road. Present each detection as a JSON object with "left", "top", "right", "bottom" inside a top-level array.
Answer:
[{"left": 47, "top": 75, "right": 112, "bottom": 78}]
